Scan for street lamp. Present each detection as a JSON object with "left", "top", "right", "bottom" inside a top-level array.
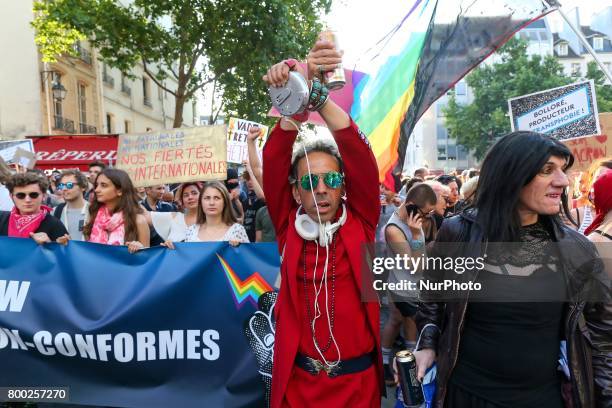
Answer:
[{"left": 51, "top": 81, "right": 67, "bottom": 101}]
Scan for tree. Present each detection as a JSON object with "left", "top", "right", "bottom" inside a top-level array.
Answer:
[
  {"left": 443, "top": 38, "right": 572, "bottom": 158},
  {"left": 584, "top": 61, "right": 612, "bottom": 113},
  {"left": 32, "top": 0, "right": 331, "bottom": 128}
]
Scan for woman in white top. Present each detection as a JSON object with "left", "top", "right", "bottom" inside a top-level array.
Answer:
[
  {"left": 183, "top": 181, "right": 249, "bottom": 246},
  {"left": 145, "top": 182, "right": 201, "bottom": 243}
]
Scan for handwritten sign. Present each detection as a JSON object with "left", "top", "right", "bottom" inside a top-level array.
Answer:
[
  {"left": 0, "top": 139, "right": 35, "bottom": 164},
  {"left": 563, "top": 113, "right": 612, "bottom": 173},
  {"left": 13, "top": 147, "right": 37, "bottom": 169},
  {"left": 116, "top": 126, "right": 227, "bottom": 187},
  {"left": 508, "top": 80, "right": 600, "bottom": 140},
  {"left": 226, "top": 118, "right": 268, "bottom": 164}
]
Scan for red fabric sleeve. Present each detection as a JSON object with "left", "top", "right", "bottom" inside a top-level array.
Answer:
[
  {"left": 262, "top": 121, "right": 299, "bottom": 248},
  {"left": 333, "top": 120, "right": 381, "bottom": 231}
]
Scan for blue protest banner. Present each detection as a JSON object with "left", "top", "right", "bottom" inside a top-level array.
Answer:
[{"left": 0, "top": 237, "right": 280, "bottom": 407}]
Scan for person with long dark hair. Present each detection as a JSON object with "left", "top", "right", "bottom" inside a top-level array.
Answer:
[
  {"left": 414, "top": 131, "right": 611, "bottom": 408},
  {"left": 82, "top": 168, "right": 149, "bottom": 253}
]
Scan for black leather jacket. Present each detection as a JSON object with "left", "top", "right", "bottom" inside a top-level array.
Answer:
[{"left": 416, "top": 211, "right": 612, "bottom": 408}]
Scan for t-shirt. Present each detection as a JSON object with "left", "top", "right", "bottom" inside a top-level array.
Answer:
[
  {"left": 65, "top": 207, "right": 86, "bottom": 241},
  {"left": 150, "top": 211, "right": 188, "bottom": 242},
  {"left": 241, "top": 192, "right": 265, "bottom": 242},
  {"left": 184, "top": 223, "right": 249, "bottom": 243},
  {"left": 255, "top": 206, "right": 276, "bottom": 242}
]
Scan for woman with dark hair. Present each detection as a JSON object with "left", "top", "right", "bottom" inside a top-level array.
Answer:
[
  {"left": 414, "top": 131, "right": 611, "bottom": 408},
  {"left": 82, "top": 168, "right": 149, "bottom": 253},
  {"left": 183, "top": 181, "right": 248, "bottom": 245},
  {"left": 144, "top": 182, "right": 201, "bottom": 243}
]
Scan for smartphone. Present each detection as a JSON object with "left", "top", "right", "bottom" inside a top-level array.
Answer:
[{"left": 405, "top": 204, "right": 420, "bottom": 218}]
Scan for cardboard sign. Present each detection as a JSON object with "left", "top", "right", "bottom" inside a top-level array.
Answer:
[
  {"left": 508, "top": 80, "right": 601, "bottom": 140},
  {"left": 226, "top": 118, "right": 268, "bottom": 164},
  {"left": 116, "top": 126, "right": 227, "bottom": 187},
  {"left": 13, "top": 147, "right": 37, "bottom": 169},
  {"left": 0, "top": 139, "right": 35, "bottom": 164},
  {"left": 563, "top": 113, "right": 612, "bottom": 173}
]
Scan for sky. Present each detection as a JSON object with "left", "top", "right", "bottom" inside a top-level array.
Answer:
[
  {"left": 198, "top": 0, "right": 611, "bottom": 118},
  {"left": 327, "top": 0, "right": 611, "bottom": 71}
]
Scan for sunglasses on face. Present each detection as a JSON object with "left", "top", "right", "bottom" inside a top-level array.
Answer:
[
  {"left": 14, "top": 192, "right": 41, "bottom": 200},
  {"left": 300, "top": 171, "right": 344, "bottom": 191},
  {"left": 57, "top": 182, "right": 75, "bottom": 190}
]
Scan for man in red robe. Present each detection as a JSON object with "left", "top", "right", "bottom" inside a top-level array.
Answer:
[{"left": 262, "top": 40, "right": 383, "bottom": 407}]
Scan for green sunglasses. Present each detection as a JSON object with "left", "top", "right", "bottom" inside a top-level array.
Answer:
[{"left": 300, "top": 171, "right": 344, "bottom": 191}]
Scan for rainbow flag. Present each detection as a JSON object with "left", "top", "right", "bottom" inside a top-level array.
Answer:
[
  {"left": 352, "top": 0, "right": 552, "bottom": 180},
  {"left": 352, "top": 0, "right": 437, "bottom": 180}
]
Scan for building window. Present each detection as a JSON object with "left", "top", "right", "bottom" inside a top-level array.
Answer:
[
  {"left": 447, "top": 145, "right": 457, "bottom": 160},
  {"left": 455, "top": 81, "right": 467, "bottom": 96},
  {"left": 437, "top": 146, "right": 447, "bottom": 161},
  {"left": 458, "top": 145, "right": 468, "bottom": 161},
  {"left": 124, "top": 120, "right": 130, "bottom": 133},
  {"left": 558, "top": 42, "right": 568, "bottom": 56},
  {"left": 78, "top": 83, "right": 87, "bottom": 126},
  {"left": 143, "top": 77, "right": 151, "bottom": 107},
  {"left": 436, "top": 124, "right": 448, "bottom": 141},
  {"left": 106, "top": 114, "right": 113, "bottom": 134},
  {"left": 121, "top": 74, "right": 131, "bottom": 95},
  {"left": 571, "top": 63, "right": 581, "bottom": 75},
  {"left": 593, "top": 37, "right": 604, "bottom": 51}
]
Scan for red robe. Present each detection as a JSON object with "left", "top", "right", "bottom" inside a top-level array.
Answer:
[{"left": 263, "top": 120, "right": 383, "bottom": 408}]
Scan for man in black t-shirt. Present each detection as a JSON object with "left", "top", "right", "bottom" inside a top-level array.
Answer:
[{"left": 0, "top": 172, "right": 67, "bottom": 244}]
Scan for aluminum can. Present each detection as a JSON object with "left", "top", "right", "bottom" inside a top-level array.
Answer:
[
  {"left": 396, "top": 350, "right": 425, "bottom": 407},
  {"left": 319, "top": 29, "right": 346, "bottom": 90}
]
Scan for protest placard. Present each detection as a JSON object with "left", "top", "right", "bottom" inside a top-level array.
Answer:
[
  {"left": 226, "top": 118, "right": 268, "bottom": 164},
  {"left": 13, "top": 147, "right": 37, "bottom": 169},
  {"left": 0, "top": 139, "right": 35, "bottom": 164},
  {"left": 508, "top": 80, "right": 600, "bottom": 140},
  {"left": 116, "top": 126, "right": 227, "bottom": 187},
  {"left": 563, "top": 112, "right": 612, "bottom": 173}
]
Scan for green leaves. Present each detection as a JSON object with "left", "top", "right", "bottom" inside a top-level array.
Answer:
[
  {"left": 31, "top": 0, "right": 331, "bottom": 127},
  {"left": 443, "top": 38, "right": 574, "bottom": 159}
]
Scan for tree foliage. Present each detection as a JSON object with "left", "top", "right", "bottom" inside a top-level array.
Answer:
[
  {"left": 584, "top": 61, "right": 612, "bottom": 113},
  {"left": 443, "top": 38, "right": 573, "bottom": 159},
  {"left": 32, "top": 0, "right": 331, "bottom": 127}
]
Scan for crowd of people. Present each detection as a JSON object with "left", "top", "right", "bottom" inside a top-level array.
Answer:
[
  {"left": 0, "top": 34, "right": 611, "bottom": 408},
  {"left": 0, "top": 126, "right": 277, "bottom": 252}
]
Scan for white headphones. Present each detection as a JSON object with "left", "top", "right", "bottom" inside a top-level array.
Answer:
[{"left": 295, "top": 204, "right": 347, "bottom": 247}]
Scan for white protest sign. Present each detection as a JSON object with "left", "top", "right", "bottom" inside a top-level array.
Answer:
[
  {"left": 226, "top": 118, "right": 268, "bottom": 164},
  {"left": 0, "top": 140, "right": 35, "bottom": 164},
  {"left": 508, "top": 80, "right": 600, "bottom": 140}
]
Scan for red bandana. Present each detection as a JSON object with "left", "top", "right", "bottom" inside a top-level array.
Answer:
[{"left": 8, "top": 205, "right": 52, "bottom": 238}]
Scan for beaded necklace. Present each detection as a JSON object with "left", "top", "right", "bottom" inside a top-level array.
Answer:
[{"left": 302, "top": 235, "right": 337, "bottom": 353}]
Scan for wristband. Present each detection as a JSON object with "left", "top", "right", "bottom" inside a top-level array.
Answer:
[
  {"left": 291, "top": 110, "right": 310, "bottom": 123},
  {"left": 283, "top": 58, "right": 298, "bottom": 71},
  {"left": 409, "top": 238, "right": 425, "bottom": 250}
]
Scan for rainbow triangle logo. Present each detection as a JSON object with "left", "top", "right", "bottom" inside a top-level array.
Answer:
[{"left": 216, "top": 254, "right": 273, "bottom": 309}]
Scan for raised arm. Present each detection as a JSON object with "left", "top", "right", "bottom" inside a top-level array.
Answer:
[
  {"left": 246, "top": 127, "right": 264, "bottom": 187},
  {"left": 262, "top": 122, "right": 298, "bottom": 244}
]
